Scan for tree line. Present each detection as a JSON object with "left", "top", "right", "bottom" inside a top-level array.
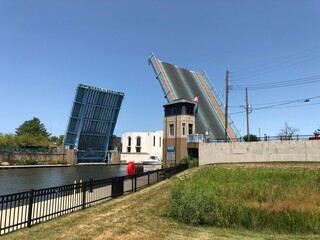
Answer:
[{"left": 0, "top": 117, "right": 64, "bottom": 149}]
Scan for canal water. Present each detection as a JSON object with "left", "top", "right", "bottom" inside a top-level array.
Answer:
[{"left": 0, "top": 165, "right": 135, "bottom": 196}]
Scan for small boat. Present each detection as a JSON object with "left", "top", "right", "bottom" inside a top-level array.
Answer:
[{"left": 142, "top": 156, "right": 162, "bottom": 165}]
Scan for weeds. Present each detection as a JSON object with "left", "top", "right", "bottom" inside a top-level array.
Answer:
[{"left": 168, "top": 166, "right": 320, "bottom": 233}]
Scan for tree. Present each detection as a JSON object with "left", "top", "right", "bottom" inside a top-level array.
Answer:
[
  {"left": 16, "top": 117, "right": 50, "bottom": 137},
  {"left": 15, "top": 117, "right": 51, "bottom": 148},
  {"left": 0, "top": 133, "right": 18, "bottom": 148},
  {"left": 278, "top": 122, "right": 299, "bottom": 140},
  {"left": 50, "top": 135, "right": 64, "bottom": 146},
  {"left": 56, "top": 135, "right": 64, "bottom": 146},
  {"left": 243, "top": 134, "right": 260, "bottom": 142}
]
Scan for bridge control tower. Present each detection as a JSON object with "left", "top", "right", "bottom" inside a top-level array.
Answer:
[{"left": 162, "top": 99, "right": 197, "bottom": 166}]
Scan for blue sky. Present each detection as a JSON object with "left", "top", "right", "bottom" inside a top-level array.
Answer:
[{"left": 0, "top": 0, "right": 320, "bottom": 138}]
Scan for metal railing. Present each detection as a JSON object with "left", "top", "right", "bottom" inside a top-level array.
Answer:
[
  {"left": 187, "top": 134, "right": 204, "bottom": 143},
  {"left": 207, "top": 134, "right": 317, "bottom": 143},
  {"left": 0, "top": 164, "right": 188, "bottom": 236}
]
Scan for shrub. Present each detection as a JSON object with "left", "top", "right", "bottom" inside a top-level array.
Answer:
[
  {"left": 243, "top": 134, "right": 260, "bottom": 142},
  {"left": 57, "top": 160, "right": 68, "bottom": 165},
  {"left": 15, "top": 159, "right": 38, "bottom": 165},
  {"left": 167, "top": 166, "right": 320, "bottom": 233},
  {"left": 179, "top": 157, "right": 199, "bottom": 168}
]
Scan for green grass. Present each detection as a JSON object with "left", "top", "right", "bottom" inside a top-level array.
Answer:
[{"left": 167, "top": 165, "right": 320, "bottom": 233}]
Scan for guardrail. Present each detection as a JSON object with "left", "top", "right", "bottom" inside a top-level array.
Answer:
[
  {"left": 207, "top": 134, "right": 317, "bottom": 142},
  {"left": 0, "top": 164, "right": 188, "bottom": 236},
  {"left": 187, "top": 134, "right": 204, "bottom": 143}
]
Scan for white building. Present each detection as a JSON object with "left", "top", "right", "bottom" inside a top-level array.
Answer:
[{"left": 121, "top": 131, "right": 163, "bottom": 163}]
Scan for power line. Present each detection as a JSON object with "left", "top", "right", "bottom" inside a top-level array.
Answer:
[
  {"left": 251, "top": 95, "right": 320, "bottom": 106},
  {"left": 230, "top": 95, "right": 320, "bottom": 114},
  {"left": 231, "top": 54, "right": 320, "bottom": 80},
  {"left": 230, "top": 44, "right": 320, "bottom": 80},
  {"left": 230, "top": 74, "right": 320, "bottom": 91},
  {"left": 254, "top": 102, "right": 320, "bottom": 111}
]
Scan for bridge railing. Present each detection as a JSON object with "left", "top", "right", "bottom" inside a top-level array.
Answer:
[
  {"left": 0, "top": 164, "right": 188, "bottom": 236},
  {"left": 201, "top": 71, "right": 241, "bottom": 139}
]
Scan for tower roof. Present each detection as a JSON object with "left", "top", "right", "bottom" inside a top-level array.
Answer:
[{"left": 163, "top": 98, "right": 195, "bottom": 107}]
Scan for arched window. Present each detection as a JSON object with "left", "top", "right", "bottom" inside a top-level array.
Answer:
[
  {"left": 136, "top": 136, "right": 142, "bottom": 152},
  {"left": 127, "top": 137, "right": 131, "bottom": 152}
]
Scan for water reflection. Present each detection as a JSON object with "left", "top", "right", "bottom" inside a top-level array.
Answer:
[{"left": 0, "top": 165, "right": 128, "bottom": 195}]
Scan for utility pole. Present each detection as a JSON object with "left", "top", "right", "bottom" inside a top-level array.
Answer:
[
  {"left": 246, "top": 87, "right": 250, "bottom": 141},
  {"left": 224, "top": 70, "right": 229, "bottom": 142}
]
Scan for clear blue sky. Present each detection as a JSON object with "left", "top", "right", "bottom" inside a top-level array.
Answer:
[{"left": 1, "top": 0, "right": 320, "bottom": 138}]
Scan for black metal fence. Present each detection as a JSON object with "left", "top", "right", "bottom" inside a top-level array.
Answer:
[{"left": 0, "top": 164, "right": 188, "bottom": 236}]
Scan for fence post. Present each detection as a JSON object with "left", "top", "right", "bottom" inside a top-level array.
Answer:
[
  {"left": 27, "top": 189, "right": 34, "bottom": 228},
  {"left": 134, "top": 176, "right": 137, "bottom": 192},
  {"left": 131, "top": 176, "right": 134, "bottom": 192},
  {"left": 82, "top": 183, "right": 86, "bottom": 209},
  {"left": 89, "top": 177, "right": 93, "bottom": 193}
]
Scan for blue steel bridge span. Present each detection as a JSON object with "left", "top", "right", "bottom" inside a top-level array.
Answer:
[
  {"left": 149, "top": 54, "right": 239, "bottom": 141},
  {"left": 64, "top": 84, "right": 124, "bottom": 163}
]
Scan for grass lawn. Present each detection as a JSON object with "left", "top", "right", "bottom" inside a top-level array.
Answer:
[{"left": 2, "top": 163, "right": 320, "bottom": 240}]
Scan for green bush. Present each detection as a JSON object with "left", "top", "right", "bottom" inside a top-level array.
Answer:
[
  {"left": 57, "top": 160, "right": 68, "bottom": 165},
  {"left": 179, "top": 157, "right": 199, "bottom": 168},
  {"left": 168, "top": 167, "right": 320, "bottom": 233},
  {"left": 15, "top": 159, "right": 38, "bottom": 165}
]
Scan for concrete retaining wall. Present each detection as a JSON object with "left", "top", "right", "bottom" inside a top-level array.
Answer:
[
  {"left": 0, "top": 149, "right": 77, "bottom": 165},
  {"left": 199, "top": 140, "right": 320, "bottom": 165}
]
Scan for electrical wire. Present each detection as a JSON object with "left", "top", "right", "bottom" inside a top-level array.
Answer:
[
  {"left": 254, "top": 102, "right": 320, "bottom": 111},
  {"left": 230, "top": 74, "right": 320, "bottom": 90},
  {"left": 230, "top": 44, "right": 320, "bottom": 80},
  {"left": 251, "top": 95, "right": 320, "bottom": 106},
  {"left": 229, "top": 95, "right": 320, "bottom": 114}
]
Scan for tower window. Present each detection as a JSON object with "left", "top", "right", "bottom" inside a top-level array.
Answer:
[
  {"left": 182, "top": 123, "right": 186, "bottom": 135},
  {"left": 188, "top": 123, "right": 193, "bottom": 135},
  {"left": 169, "top": 124, "right": 174, "bottom": 136}
]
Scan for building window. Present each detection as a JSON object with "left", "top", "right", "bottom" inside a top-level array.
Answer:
[
  {"left": 136, "top": 136, "right": 141, "bottom": 153},
  {"left": 186, "top": 105, "right": 194, "bottom": 115},
  {"left": 153, "top": 136, "right": 155, "bottom": 147},
  {"left": 182, "top": 123, "right": 186, "bottom": 135},
  {"left": 136, "top": 137, "right": 141, "bottom": 146},
  {"left": 169, "top": 124, "right": 174, "bottom": 136},
  {"left": 188, "top": 123, "right": 193, "bottom": 135},
  {"left": 127, "top": 136, "right": 131, "bottom": 153}
]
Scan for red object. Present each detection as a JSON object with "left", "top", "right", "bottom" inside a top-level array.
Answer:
[{"left": 127, "top": 161, "right": 135, "bottom": 175}]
